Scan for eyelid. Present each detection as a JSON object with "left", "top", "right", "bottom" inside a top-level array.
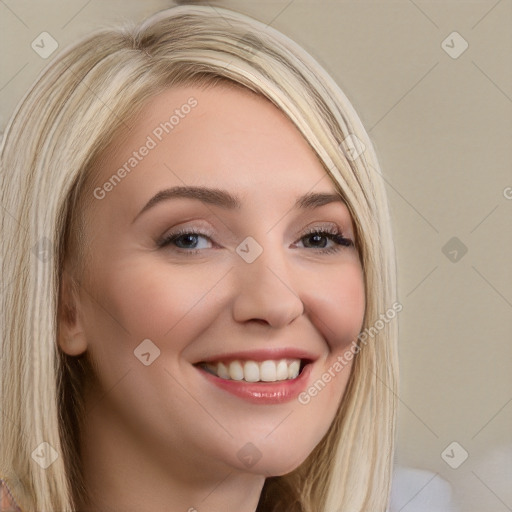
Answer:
[
  {"left": 298, "top": 221, "right": 353, "bottom": 241},
  {"left": 158, "top": 220, "right": 348, "bottom": 241}
]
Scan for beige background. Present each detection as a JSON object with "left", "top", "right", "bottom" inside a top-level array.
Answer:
[{"left": 1, "top": 1, "right": 511, "bottom": 510}]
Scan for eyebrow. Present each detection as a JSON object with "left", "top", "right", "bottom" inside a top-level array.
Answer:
[{"left": 132, "top": 185, "right": 345, "bottom": 223}]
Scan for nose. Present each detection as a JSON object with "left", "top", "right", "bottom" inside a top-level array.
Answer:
[{"left": 231, "top": 241, "right": 304, "bottom": 328}]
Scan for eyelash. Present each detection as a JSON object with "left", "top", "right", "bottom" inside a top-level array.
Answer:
[{"left": 157, "top": 225, "right": 354, "bottom": 256}]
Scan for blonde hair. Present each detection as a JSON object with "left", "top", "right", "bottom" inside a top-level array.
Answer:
[{"left": 0, "top": 5, "right": 399, "bottom": 511}]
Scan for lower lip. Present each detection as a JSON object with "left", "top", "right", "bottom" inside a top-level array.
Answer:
[{"left": 196, "top": 363, "right": 313, "bottom": 404}]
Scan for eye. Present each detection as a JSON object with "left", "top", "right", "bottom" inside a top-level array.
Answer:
[
  {"left": 157, "top": 224, "right": 354, "bottom": 256},
  {"left": 294, "top": 225, "right": 354, "bottom": 254},
  {"left": 157, "top": 227, "right": 214, "bottom": 254}
]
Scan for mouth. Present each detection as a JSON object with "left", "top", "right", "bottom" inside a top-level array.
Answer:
[
  {"left": 195, "top": 358, "right": 312, "bottom": 383},
  {"left": 193, "top": 349, "right": 317, "bottom": 404}
]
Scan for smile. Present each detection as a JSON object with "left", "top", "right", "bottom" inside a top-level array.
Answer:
[
  {"left": 198, "top": 358, "right": 305, "bottom": 383},
  {"left": 194, "top": 349, "right": 316, "bottom": 404}
]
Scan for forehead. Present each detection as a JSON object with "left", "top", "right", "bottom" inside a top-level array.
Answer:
[{"left": 88, "top": 84, "right": 338, "bottom": 216}]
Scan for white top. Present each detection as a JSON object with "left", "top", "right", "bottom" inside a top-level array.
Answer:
[{"left": 389, "top": 466, "right": 455, "bottom": 512}]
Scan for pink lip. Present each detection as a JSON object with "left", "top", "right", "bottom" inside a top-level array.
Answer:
[
  {"left": 196, "top": 348, "right": 318, "bottom": 365},
  {"left": 196, "top": 362, "right": 314, "bottom": 404}
]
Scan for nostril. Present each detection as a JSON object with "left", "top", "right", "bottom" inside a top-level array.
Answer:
[{"left": 252, "top": 319, "right": 270, "bottom": 325}]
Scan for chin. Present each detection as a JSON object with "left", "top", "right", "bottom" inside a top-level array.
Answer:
[{"left": 229, "top": 442, "right": 315, "bottom": 477}]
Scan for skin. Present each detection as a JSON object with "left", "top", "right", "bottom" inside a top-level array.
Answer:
[{"left": 58, "top": 84, "right": 365, "bottom": 512}]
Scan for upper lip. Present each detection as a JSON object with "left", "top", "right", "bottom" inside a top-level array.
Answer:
[{"left": 194, "top": 348, "right": 318, "bottom": 365}]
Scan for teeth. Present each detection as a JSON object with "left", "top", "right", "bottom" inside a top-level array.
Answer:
[
  {"left": 217, "top": 362, "right": 230, "bottom": 380},
  {"left": 288, "top": 360, "right": 300, "bottom": 379},
  {"left": 276, "top": 360, "right": 288, "bottom": 381},
  {"left": 260, "top": 360, "right": 277, "bottom": 382},
  {"left": 243, "top": 361, "right": 260, "bottom": 382},
  {"left": 229, "top": 361, "right": 244, "bottom": 381},
  {"left": 203, "top": 358, "right": 303, "bottom": 382}
]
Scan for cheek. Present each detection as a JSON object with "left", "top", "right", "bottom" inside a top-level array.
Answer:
[
  {"left": 302, "top": 261, "right": 365, "bottom": 351},
  {"left": 83, "top": 257, "right": 231, "bottom": 353}
]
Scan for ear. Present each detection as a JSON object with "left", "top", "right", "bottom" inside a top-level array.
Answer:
[{"left": 57, "top": 267, "right": 88, "bottom": 356}]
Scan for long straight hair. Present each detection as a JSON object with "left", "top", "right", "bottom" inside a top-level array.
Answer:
[{"left": 0, "top": 5, "right": 399, "bottom": 511}]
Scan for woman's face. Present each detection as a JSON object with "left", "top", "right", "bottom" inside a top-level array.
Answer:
[{"left": 61, "top": 84, "right": 365, "bottom": 479}]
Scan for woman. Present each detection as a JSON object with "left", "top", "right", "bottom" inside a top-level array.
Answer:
[{"left": 0, "top": 4, "right": 398, "bottom": 511}]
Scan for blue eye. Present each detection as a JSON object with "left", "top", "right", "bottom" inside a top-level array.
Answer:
[
  {"left": 157, "top": 226, "right": 353, "bottom": 255},
  {"left": 157, "top": 228, "right": 213, "bottom": 253}
]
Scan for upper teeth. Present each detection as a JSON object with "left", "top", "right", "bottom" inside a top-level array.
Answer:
[{"left": 202, "top": 359, "right": 301, "bottom": 382}]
